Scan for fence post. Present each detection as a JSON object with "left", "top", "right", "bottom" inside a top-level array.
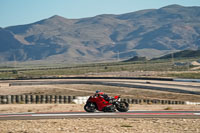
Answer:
[
  {"left": 11, "top": 95, "right": 15, "bottom": 104},
  {"left": 36, "top": 95, "right": 39, "bottom": 104},
  {"left": 51, "top": 95, "right": 55, "bottom": 104},
  {"left": 31, "top": 95, "right": 35, "bottom": 104},
  {"left": 27, "top": 95, "right": 31, "bottom": 104},
  {"left": 18, "top": 95, "right": 22, "bottom": 104},
  {"left": 2, "top": 96, "right": 7, "bottom": 104},
  {"left": 139, "top": 99, "right": 142, "bottom": 104},
  {"left": 127, "top": 99, "right": 131, "bottom": 104},
  {"left": 7, "top": 95, "right": 11, "bottom": 104},
  {"left": 131, "top": 99, "right": 134, "bottom": 104},
  {"left": 55, "top": 95, "right": 58, "bottom": 103},
  {"left": 133, "top": 99, "right": 136, "bottom": 104},
  {"left": 41, "top": 95, "right": 45, "bottom": 104},
  {"left": 157, "top": 100, "right": 161, "bottom": 104},
  {"left": 21, "top": 95, "right": 25, "bottom": 104},
  {"left": 147, "top": 99, "right": 150, "bottom": 104},
  {"left": 45, "top": 95, "right": 49, "bottom": 103},
  {"left": 0, "top": 95, "right": 2, "bottom": 104},
  {"left": 182, "top": 101, "right": 186, "bottom": 104},
  {"left": 153, "top": 99, "right": 157, "bottom": 104},
  {"left": 60, "top": 95, "right": 64, "bottom": 104},
  {"left": 24, "top": 95, "right": 27, "bottom": 104},
  {"left": 0, "top": 96, "right": 2, "bottom": 104},
  {"left": 58, "top": 95, "right": 61, "bottom": 103},
  {"left": 64, "top": 96, "right": 67, "bottom": 103},
  {"left": 0, "top": 95, "right": 3, "bottom": 104},
  {"left": 67, "top": 96, "right": 71, "bottom": 103}
]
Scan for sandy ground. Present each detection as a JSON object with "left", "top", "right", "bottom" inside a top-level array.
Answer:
[
  {"left": 0, "top": 104, "right": 200, "bottom": 133},
  {"left": 1, "top": 79, "right": 200, "bottom": 101},
  {"left": 1, "top": 104, "right": 200, "bottom": 113},
  {"left": 0, "top": 118, "right": 200, "bottom": 133}
]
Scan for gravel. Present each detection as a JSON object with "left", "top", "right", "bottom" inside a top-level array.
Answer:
[
  {"left": 0, "top": 118, "right": 200, "bottom": 133},
  {"left": 0, "top": 104, "right": 200, "bottom": 133}
]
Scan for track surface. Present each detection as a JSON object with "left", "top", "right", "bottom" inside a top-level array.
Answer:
[
  {"left": 0, "top": 111, "right": 200, "bottom": 120},
  {"left": 10, "top": 79, "right": 200, "bottom": 95}
]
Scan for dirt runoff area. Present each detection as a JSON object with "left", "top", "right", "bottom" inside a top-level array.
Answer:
[
  {"left": 0, "top": 104, "right": 200, "bottom": 113},
  {"left": 1, "top": 82, "right": 200, "bottom": 102},
  {"left": 0, "top": 104, "right": 200, "bottom": 133},
  {"left": 0, "top": 118, "right": 200, "bottom": 133}
]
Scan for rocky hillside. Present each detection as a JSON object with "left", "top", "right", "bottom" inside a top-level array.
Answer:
[
  {"left": 153, "top": 49, "right": 200, "bottom": 60},
  {"left": 1, "top": 4, "right": 200, "bottom": 63}
]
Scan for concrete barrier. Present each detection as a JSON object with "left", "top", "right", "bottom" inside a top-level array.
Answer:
[
  {"left": 0, "top": 83, "right": 10, "bottom": 87},
  {"left": 185, "top": 101, "right": 200, "bottom": 105},
  {"left": 73, "top": 96, "right": 90, "bottom": 104}
]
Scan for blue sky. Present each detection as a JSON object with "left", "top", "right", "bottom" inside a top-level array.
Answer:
[{"left": 1, "top": 0, "right": 200, "bottom": 27}]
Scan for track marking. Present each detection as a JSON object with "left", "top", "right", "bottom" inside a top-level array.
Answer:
[
  {"left": 128, "top": 110, "right": 147, "bottom": 111},
  {"left": 0, "top": 112, "right": 34, "bottom": 115},
  {"left": 0, "top": 114, "right": 32, "bottom": 117},
  {"left": 32, "top": 113, "right": 116, "bottom": 117},
  {"left": 35, "top": 111, "right": 85, "bottom": 114},
  {"left": 1, "top": 111, "right": 200, "bottom": 119},
  {"left": 118, "top": 113, "right": 195, "bottom": 115}
]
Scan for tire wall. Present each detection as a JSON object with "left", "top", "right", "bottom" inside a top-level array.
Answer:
[{"left": 0, "top": 95, "right": 185, "bottom": 105}]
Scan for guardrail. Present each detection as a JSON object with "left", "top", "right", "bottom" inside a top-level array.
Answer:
[{"left": 0, "top": 95, "right": 186, "bottom": 105}]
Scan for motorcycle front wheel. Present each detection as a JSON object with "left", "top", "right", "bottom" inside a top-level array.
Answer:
[
  {"left": 84, "top": 102, "right": 96, "bottom": 112},
  {"left": 116, "top": 101, "right": 129, "bottom": 112}
]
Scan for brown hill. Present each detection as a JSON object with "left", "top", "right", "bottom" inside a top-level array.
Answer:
[{"left": 1, "top": 4, "right": 200, "bottom": 63}]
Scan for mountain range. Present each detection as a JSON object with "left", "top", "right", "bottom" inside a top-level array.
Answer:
[{"left": 1, "top": 4, "right": 200, "bottom": 63}]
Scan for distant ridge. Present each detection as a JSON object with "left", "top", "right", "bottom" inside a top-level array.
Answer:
[
  {"left": 0, "top": 4, "right": 200, "bottom": 63},
  {"left": 123, "top": 56, "right": 147, "bottom": 62},
  {"left": 152, "top": 49, "right": 200, "bottom": 60}
]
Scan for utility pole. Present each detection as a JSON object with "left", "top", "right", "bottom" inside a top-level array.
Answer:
[
  {"left": 117, "top": 51, "right": 120, "bottom": 61},
  {"left": 171, "top": 52, "right": 174, "bottom": 66},
  {"left": 13, "top": 54, "right": 16, "bottom": 69},
  {"left": 187, "top": 60, "right": 190, "bottom": 71}
]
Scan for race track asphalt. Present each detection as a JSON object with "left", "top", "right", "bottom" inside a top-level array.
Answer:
[
  {"left": 0, "top": 111, "right": 200, "bottom": 120},
  {"left": 10, "top": 79, "right": 200, "bottom": 95}
]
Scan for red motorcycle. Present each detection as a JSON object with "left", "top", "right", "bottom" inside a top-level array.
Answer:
[{"left": 84, "top": 95, "right": 129, "bottom": 112}]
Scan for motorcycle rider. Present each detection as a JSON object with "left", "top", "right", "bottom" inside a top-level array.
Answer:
[
  {"left": 94, "top": 90, "right": 115, "bottom": 112},
  {"left": 95, "top": 90, "right": 112, "bottom": 102}
]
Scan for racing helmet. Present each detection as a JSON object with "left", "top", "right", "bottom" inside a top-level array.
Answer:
[
  {"left": 96, "top": 90, "right": 101, "bottom": 93},
  {"left": 96, "top": 90, "right": 104, "bottom": 95}
]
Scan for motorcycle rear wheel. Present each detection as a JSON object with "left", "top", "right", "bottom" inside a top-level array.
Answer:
[
  {"left": 116, "top": 101, "right": 129, "bottom": 112},
  {"left": 84, "top": 102, "right": 96, "bottom": 112}
]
